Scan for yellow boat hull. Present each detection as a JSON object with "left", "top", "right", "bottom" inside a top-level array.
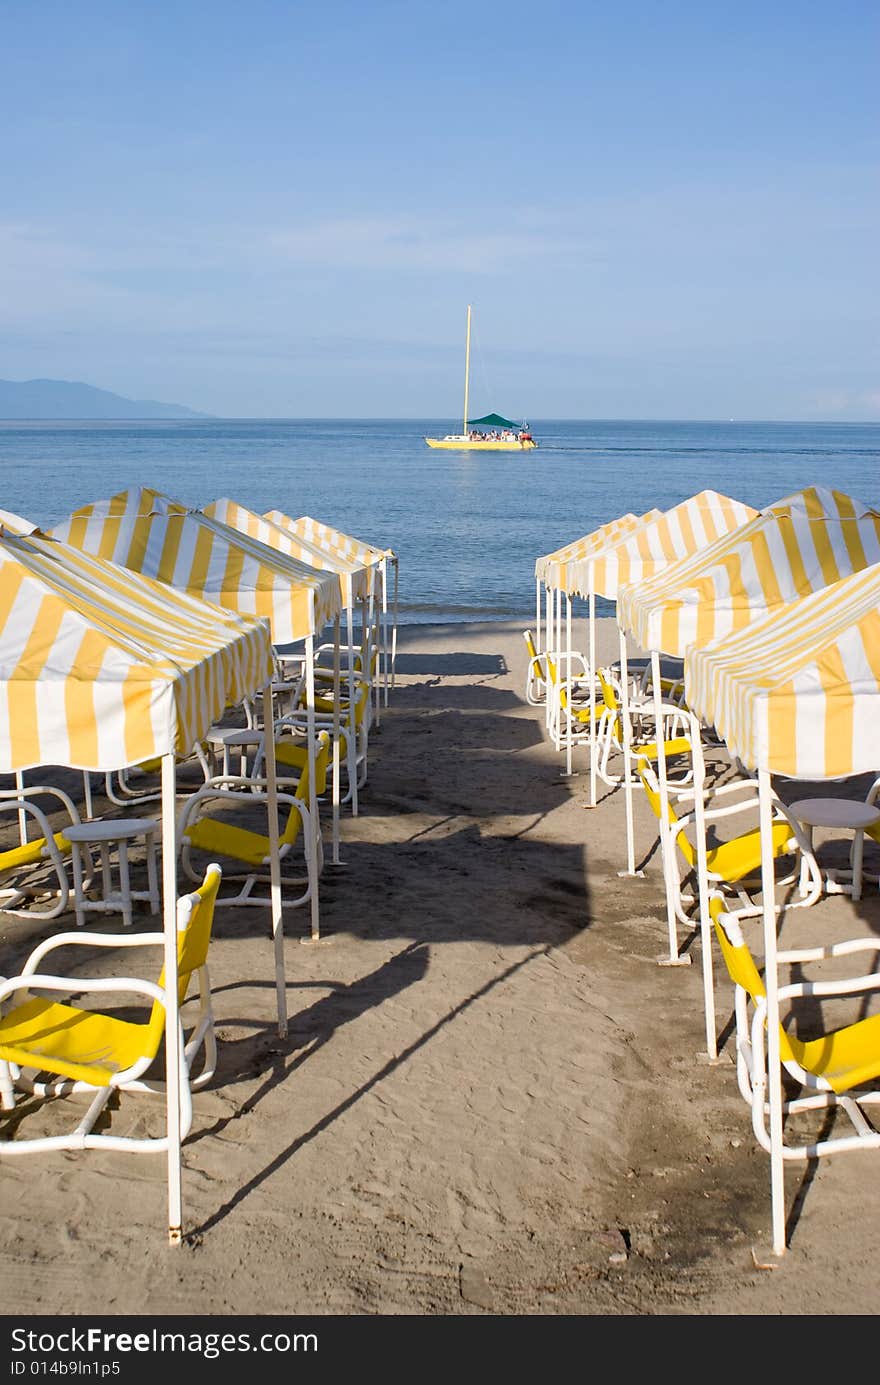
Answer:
[{"left": 425, "top": 437, "right": 537, "bottom": 450}]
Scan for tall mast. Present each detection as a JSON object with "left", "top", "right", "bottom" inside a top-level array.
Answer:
[{"left": 463, "top": 304, "right": 471, "bottom": 435}]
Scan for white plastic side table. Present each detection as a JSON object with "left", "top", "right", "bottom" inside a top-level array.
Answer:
[
  {"left": 788, "top": 797, "right": 880, "bottom": 903},
  {"left": 205, "top": 727, "right": 264, "bottom": 780},
  {"left": 65, "top": 817, "right": 160, "bottom": 927}
]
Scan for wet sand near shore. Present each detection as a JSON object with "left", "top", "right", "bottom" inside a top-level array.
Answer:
[{"left": 1, "top": 618, "right": 879, "bottom": 1316}]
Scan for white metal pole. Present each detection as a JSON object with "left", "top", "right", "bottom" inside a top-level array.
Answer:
[
  {"left": 618, "top": 625, "right": 639, "bottom": 877},
  {"left": 161, "top": 752, "right": 183, "bottom": 1245},
  {"left": 305, "top": 607, "right": 321, "bottom": 943},
  {"left": 330, "top": 610, "right": 344, "bottom": 863},
  {"left": 363, "top": 592, "right": 379, "bottom": 729},
  {"left": 263, "top": 696, "right": 286, "bottom": 1036},
  {"left": 759, "top": 766, "right": 787, "bottom": 1255},
  {"left": 553, "top": 587, "right": 561, "bottom": 750},
  {"left": 652, "top": 650, "right": 684, "bottom": 964},
  {"left": 390, "top": 557, "right": 398, "bottom": 696},
  {"left": 588, "top": 579, "right": 597, "bottom": 808},
  {"left": 544, "top": 584, "right": 553, "bottom": 733},
  {"left": 564, "top": 591, "right": 574, "bottom": 776},
  {"left": 690, "top": 719, "right": 718, "bottom": 1054},
  {"left": 377, "top": 557, "right": 387, "bottom": 708},
  {"left": 15, "top": 770, "right": 27, "bottom": 844}
]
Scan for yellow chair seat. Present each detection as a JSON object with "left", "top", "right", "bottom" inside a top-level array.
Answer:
[
  {"left": 184, "top": 818, "right": 285, "bottom": 867},
  {"left": 567, "top": 702, "right": 605, "bottom": 726},
  {"left": 309, "top": 690, "right": 364, "bottom": 720},
  {"left": 0, "top": 831, "right": 70, "bottom": 872},
  {"left": 638, "top": 735, "right": 691, "bottom": 762},
  {"left": 179, "top": 731, "right": 329, "bottom": 898},
  {"left": 0, "top": 997, "right": 156, "bottom": 1087},
  {"left": 313, "top": 694, "right": 341, "bottom": 715},
  {"left": 787, "top": 1015, "right": 880, "bottom": 1095},
  {"left": 274, "top": 740, "right": 328, "bottom": 794},
  {"left": 712, "top": 898, "right": 880, "bottom": 1096},
  {"left": 680, "top": 819, "right": 794, "bottom": 882}
]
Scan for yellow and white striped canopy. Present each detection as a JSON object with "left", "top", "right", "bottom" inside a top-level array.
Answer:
[
  {"left": 0, "top": 524, "right": 273, "bottom": 773},
  {"left": 266, "top": 512, "right": 394, "bottom": 570},
  {"left": 618, "top": 486, "right": 880, "bottom": 655},
  {"left": 50, "top": 488, "right": 341, "bottom": 645},
  {"left": 567, "top": 490, "right": 757, "bottom": 600},
  {"left": 205, "top": 498, "right": 371, "bottom": 607},
  {"left": 684, "top": 562, "right": 880, "bottom": 780},
  {"left": 534, "top": 510, "right": 663, "bottom": 590}
]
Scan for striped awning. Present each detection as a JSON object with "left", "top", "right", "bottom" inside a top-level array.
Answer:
[
  {"left": 205, "top": 498, "right": 371, "bottom": 607},
  {"left": 50, "top": 488, "right": 342, "bottom": 645},
  {"left": 618, "top": 487, "right": 880, "bottom": 655},
  {"left": 534, "top": 510, "right": 663, "bottom": 590},
  {"left": 0, "top": 524, "right": 273, "bottom": 772},
  {"left": 266, "top": 512, "right": 393, "bottom": 569},
  {"left": 684, "top": 562, "right": 880, "bottom": 780},
  {"left": 567, "top": 490, "right": 758, "bottom": 600}
]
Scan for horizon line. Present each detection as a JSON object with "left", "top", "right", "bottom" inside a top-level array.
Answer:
[{"left": 2, "top": 415, "right": 879, "bottom": 426}]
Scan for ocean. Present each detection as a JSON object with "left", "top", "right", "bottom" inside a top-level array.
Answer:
[{"left": 1, "top": 417, "right": 878, "bottom": 623}]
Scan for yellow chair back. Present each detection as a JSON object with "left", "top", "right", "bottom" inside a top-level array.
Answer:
[
  {"left": 146, "top": 863, "right": 222, "bottom": 1056},
  {"left": 596, "top": 667, "right": 619, "bottom": 712},
  {"left": 708, "top": 895, "right": 802, "bottom": 1067},
  {"left": 280, "top": 732, "right": 331, "bottom": 847}
]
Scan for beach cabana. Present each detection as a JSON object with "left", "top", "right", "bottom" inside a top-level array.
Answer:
[
  {"left": 204, "top": 497, "right": 373, "bottom": 848},
  {"left": 51, "top": 488, "right": 341, "bottom": 649},
  {"left": 566, "top": 492, "right": 757, "bottom": 807},
  {"left": 534, "top": 510, "right": 659, "bottom": 654},
  {"left": 615, "top": 486, "right": 880, "bottom": 1049},
  {"left": 266, "top": 511, "right": 398, "bottom": 708},
  {"left": 0, "top": 519, "right": 276, "bottom": 1243},
  {"left": 205, "top": 498, "right": 371, "bottom": 609},
  {"left": 50, "top": 488, "right": 344, "bottom": 941},
  {"left": 532, "top": 510, "right": 663, "bottom": 750},
  {"left": 619, "top": 486, "right": 880, "bottom": 657},
  {"left": 683, "top": 563, "right": 880, "bottom": 1255},
  {"left": 0, "top": 516, "right": 295, "bottom": 1019}
]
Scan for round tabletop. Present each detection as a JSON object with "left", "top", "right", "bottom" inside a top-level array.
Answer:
[
  {"left": 787, "top": 798, "right": 880, "bottom": 830},
  {"left": 206, "top": 728, "right": 263, "bottom": 746},
  {"left": 65, "top": 817, "right": 159, "bottom": 842}
]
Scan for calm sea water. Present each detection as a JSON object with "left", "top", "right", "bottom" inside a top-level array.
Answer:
[{"left": 1, "top": 418, "right": 878, "bottom": 623}]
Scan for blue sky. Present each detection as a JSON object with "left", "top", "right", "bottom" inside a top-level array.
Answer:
[{"left": 1, "top": 0, "right": 877, "bottom": 419}]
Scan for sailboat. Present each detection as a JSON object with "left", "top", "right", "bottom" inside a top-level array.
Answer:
[{"left": 425, "top": 305, "right": 537, "bottom": 451}]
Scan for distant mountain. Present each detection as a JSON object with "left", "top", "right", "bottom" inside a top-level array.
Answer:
[{"left": 0, "top": 378, "right": 210, "bottom": 420}]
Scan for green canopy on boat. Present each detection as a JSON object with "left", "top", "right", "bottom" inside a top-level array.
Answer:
[{"left": 466, "top": 413, "right": 522, "bottom": 429}]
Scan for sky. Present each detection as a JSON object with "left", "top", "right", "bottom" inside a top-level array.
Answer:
[{"left": 0, "top": 0, "right": 877, "bottom": 420}]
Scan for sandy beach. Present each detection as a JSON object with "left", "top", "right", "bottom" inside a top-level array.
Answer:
[{"left": 2, "top": 616, "right": 880, "bottom": 1317}]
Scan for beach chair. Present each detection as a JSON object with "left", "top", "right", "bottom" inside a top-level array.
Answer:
[
  {"left": 636, "top": 755, "right": 823, "bottom": 926},
  {"left": 276, "top": 628, "right": 378, "bottom": 708},
  {"left": 103, "top": 741, "right": 216, "bottom": 805},
  {"left": 709, "top": 893, "right": 880, "bottom": 1231},
  {"left": 0, "top": 784, "right": 88, "bottom": 920},
  {"left": 554, "top": 679, "right": 612, "bottom": 750},
  {"left": 314, "top": 627, "right": 379, "bottom": 682},
  {"left": 275, "top": 675, "right": 372, "bottom": 812},
  {"left": 523, "top": 634, "right": 557, "bottom": 709},
  {"left": 593, "top": 667, "right": 693, "bottom": 788},
  {"left": 177, "top": 732, "right": 330, "bottom": 909},
  {"left": 0, "top": 863, "right": 221, "bottom": 1154},
  {"left": 542, "top": 648, "right": 602, "bottom": 747}
]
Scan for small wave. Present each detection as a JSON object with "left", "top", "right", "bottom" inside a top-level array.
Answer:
[{"left": 400, "top": 601, "right": 526, "bottom": 616}]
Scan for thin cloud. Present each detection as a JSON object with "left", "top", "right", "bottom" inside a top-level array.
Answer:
[{"left": 265, "top": 216, "right": 594, "bottom": 272}]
